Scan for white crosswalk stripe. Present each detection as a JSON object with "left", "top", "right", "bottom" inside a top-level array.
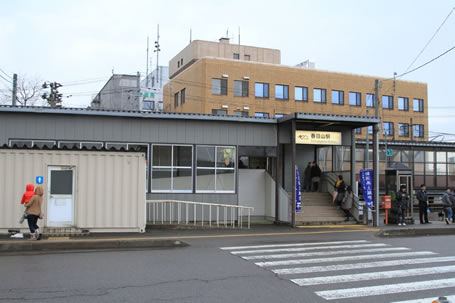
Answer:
[
  {"left": 221, "top": 240, "right": 455, "bottom": 301},
  {"left": 390, "top": 295, "right": 455, "bottom": 303}
]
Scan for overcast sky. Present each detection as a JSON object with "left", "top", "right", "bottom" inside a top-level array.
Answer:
[{"left": 1, "top": 0, "right": 454, "bottom": 139}]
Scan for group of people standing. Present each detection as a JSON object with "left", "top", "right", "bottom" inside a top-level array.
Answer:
[{"left": 303, "top": 161, "right": 322, "bottom": 192}]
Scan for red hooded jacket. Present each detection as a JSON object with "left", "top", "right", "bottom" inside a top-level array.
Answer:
[{"left": 21, "top": 184, "right": 35, "bottom": 204}]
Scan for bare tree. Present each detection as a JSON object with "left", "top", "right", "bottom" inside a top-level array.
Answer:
[{"left": 0, "top": 75, "right": 45, "bottom": 106}]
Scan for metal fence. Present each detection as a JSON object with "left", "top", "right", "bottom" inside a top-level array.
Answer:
[{"left": 146, "top": 200, "right": 254, "bottom": 229}]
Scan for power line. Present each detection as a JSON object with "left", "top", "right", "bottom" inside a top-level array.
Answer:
[
  {"left": 0, "top": 67, "right": 12, "bottom": 80},
  {"left": 391, "top": 44, "right": 455, "bottom": 80},
  {"left": 0, "top": 73, "right": 12, "bottom": 84},
  {"left": 405, "top": 7, "right": 455, "bottom": 72}
]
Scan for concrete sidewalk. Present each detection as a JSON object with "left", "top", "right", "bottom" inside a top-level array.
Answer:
[{"left": 1, "top": 220, "right": 454, "bottom": 253}]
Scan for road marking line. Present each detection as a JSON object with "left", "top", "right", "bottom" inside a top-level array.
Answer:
[
  {"left": 297, "top": 225, "right": 366, "bottom": 229},
  {"left": 272, "top": 254, "right": 451, "bottom": 275},
  {"left": 257, "top": 251, "right": 435, "bottom": 267},
  {"left": 291, "top": 265, "right": 455, "bottom": 286},
  {"left": 231, "top": 243, "right": 388, "bottom": 255},
  {"left": 316, "top": 278, "right": 455, "bottom": 300},
  {"left": 220, "top": 240, "right": 369, "bottom": 250},
  {"left": 243, "top": 247, "right": 409, "bottom": 260},
  {"left": 390, "top": 295, "right": 455, "bottom": 303}
]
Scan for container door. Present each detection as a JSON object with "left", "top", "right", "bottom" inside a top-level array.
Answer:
[{"left": 47, "top": 166, "right": 74, "bottom": 227}]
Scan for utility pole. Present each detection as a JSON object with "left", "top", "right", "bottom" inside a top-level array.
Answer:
[
  {"left": 373, "top": 79, "right": 380, "bottom": 226},
  {"left": 146, "top": 36, "right": 149, "bottom": 88},
  {"left": 154, "top": 24, "right": 161, "bottom": 88},
  {"left": 12, "top": 74, "right": 17, "bottom": 106}
]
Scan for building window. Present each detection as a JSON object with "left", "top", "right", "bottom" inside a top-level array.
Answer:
[
  {"left": 313, "top": 88, "right": 327, "bottom": 103},
  {"left": 255, "top": 112, "right": 269, "bottom": 118},
  {"left": 151, "top": 145, "right": 193, "bottom": 192},
  {"left": 255, "top": 82, "right": 269, "bottom": 98},
  {"left": 275, "top": 113, "right": 285, "bottom": 118},
  {"left": 174, "top": 92, "right": 179, "bottom": 108},
  {"left": 275, "top": 84, "right": 289, "bottom": 100},
  {"left": 368, "top": 126, "right": 373, "bottom": 134},
  {"left": 180, "top": 88, "right": 186, "bottom": 105},
  {"left": 398, "top": 97, "right": 409, "bottom": 111},
  {"left": 212, "top": 78, "right": 228, "bottom": 95},
  {"left": 234, "top": 80, "right": 249, "bottom": 97},
  {"left": 383, "top": 122, "right": 394, "bottom": 136},
  {"left": 414, "top": 124, "right": 424, "bottom": 138},
  {"left": 349, "top": 92, "right": 361, "bottom": 106},
  {"left": 244, "top": 54, "right": 250, "bottom": 61},
  {"left": 332, "top": 90, "right": 344, "bottom": 105},
  {"left": 414, "top": 98, "right": 424, "bottom": 112},
  {"left": 233, "top": 53, "right": 239, "bottom": 60},
  {"left": 142, "top": 101, "right": 155, "bottom": 111},
  {"left": 233, "top": 110, "right": 248, "bottom": 117},
  {"left": 366, "top": 94, "right": 375, "bottom": 107},
  {"left": 196, "top": 146, "right": 236, "bottom": 193},
  {"left": 399, "top": 123, "right": 409, "bottom": 137},
  {"left": 295, "top": 86, "right": 308, "bottom": 102},
  {"left": 177, "top": 61, "right": 180, "bottom": 68},
  {"left": 180, "top": 58, "right": 183, "bottom": 66},
  {"left": 212, "top": 109, "right": 227, "bottom": 116},
  {"left": 355, "top": 128, "right": 362, "bottom": 134},
  {"left": 382, "top": 95, "right": 393, "bottom": 109}
]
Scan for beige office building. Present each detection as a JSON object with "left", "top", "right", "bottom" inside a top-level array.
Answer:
[{"left": 164, "top": 39, "right": 428, "bottom": 141}]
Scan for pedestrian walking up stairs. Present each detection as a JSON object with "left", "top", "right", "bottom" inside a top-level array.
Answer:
[
  {"left": 296, "top": 192, "right": 355, "bottom": 225},
  {"left": 221, "top": 240, "right": 455, "bottom": 302}
]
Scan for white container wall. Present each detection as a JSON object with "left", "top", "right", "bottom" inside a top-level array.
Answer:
[{"left": 0, "top": 149, "right": 146, "bottom": 233}]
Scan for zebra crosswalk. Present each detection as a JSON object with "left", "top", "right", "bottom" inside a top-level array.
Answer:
[{"left": 220, "top": 240, "right": 455, "bottom": 301}]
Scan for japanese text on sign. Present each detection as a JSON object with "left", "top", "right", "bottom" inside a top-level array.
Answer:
[
  {"left": 296, "top": 130, "right": 342, "bottom": 145},
  {"left": 360, "top": 169, "right": 374, "bottom": 209}
]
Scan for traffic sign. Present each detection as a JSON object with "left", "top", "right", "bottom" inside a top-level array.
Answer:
[
  {"left": 386, "top": 149, "right": 393, "bottom": 157},
  {"left": 36, "top": 176, "right": 43, "bottom": 184}
]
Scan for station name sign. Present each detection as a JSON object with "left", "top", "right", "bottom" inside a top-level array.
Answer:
[{"left": 296, "top": 130, "right": 342, "bottom": 145}]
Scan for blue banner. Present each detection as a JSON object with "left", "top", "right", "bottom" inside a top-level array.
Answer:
[
  {"left": 296, "top": 166, "right": 302, "bottom": 212},
  {"left": 360, "top": 169, "right": 374, "bottom": 209}
]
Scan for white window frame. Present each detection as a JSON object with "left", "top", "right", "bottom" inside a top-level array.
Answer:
[
  {"left": 196, "top": 145, "right": 236, "bottom": 194},
  {"left": 151, "top": 144, "right": 193, "bottom": 193}
]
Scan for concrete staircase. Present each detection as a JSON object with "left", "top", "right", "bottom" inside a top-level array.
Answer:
[{"left": 296, "top": 192, "right": 356, "bottom": 225}]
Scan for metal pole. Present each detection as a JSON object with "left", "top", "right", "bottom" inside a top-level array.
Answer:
[
  {"left": 351, "top": 129, "right": 356, "bottom": 190},
  {"left": 291, "top": 119, "right": 297, "bottom": 227},
  {"left": 373, "top": 79, "right": 381, "bottom": 227},
  {"left": 12, "top": 74, "right": 17, "bottom": 106}
]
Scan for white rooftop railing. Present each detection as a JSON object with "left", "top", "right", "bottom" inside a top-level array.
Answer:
[{"left": 146, "top": 200, "right": 253, "bottom": 229}]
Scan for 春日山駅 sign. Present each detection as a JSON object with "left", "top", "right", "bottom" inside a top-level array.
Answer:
[{"left": 296, "top": 130, "right": 342, "bottom": 145}]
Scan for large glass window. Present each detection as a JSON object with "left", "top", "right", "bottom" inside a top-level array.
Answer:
[
  {"left": 349, "top": 92, "right": 361, "bottom": 106},
  {"left": 383, "top": 122, "right": 394, "bottom": 136},
  {"left": 317, "top": 146, "right": 332, "bottom": 172},
  {"left": 334, "top": 146, "right": 351, "bottom": 171},
  {"left": 255, "top": 82, "right": 269, "bottom": 98},
  {"left": 152, "top": 145, "right": 193, "bottom": 192},
  {"left": 398, "top": 123, "right": 409, "bottom": 137},
  {"left": 366, "top": 94, "right": 375, "bottom": 107},
  {"left": 295, "top": 86, "right": 308, "bottom": 102},
  {"left": 414, "top": 98, "right": 424, "bottom": 112},
  {"left": 275, "top": 84, "right": 289, "bottom": 100},
  {"left": 196, "top": 146, "right": 236, "bottom": 193},
  {"left": 332, "top": 90, "right": 344, "bottom": 105},
  {"left": 212, "top": 109, "right": 227, "bottom": 116},
  {"left": 398, "top": 97, "right": 409, "bottom": 111},
  {"left": 212, "top": 78, "right": 228, "bottom": 95},
  {"left": 234, "top": 80, "right": 249, "bottom": 97},
  {"left": 314, "top": 88, "right": 327, "bottom": 103},
  {"left": 382, "top": 95, "right": 393, "bottom": 109},
  {"left": 414, "top": 124, "right": 424, "bottom": 138},
  {"left": 254, "top": 112, "right": 270, "bottom": 118}
]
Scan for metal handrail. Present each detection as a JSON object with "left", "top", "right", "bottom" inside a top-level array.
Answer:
[{"left": 146, "top": 200, "right": 253, "bottom": 229}]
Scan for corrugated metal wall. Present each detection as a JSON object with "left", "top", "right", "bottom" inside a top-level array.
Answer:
[
  {"left": 0, "top": 113, "right": 277, "bottom": 146},
  {"left": 0, "top": 149, "right": 146, "bottom": 233}
]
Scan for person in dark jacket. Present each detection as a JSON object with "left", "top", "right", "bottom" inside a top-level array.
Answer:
[
  {"left": 396, "top": 185, "right": 409, "bottom": 226},
  {"left": 342, "top": 186, "right": 358, "bottom": 222},
  {"left": 442, "top": 188, "right": 453, "bottom": 225},
  {"left": 303, "top": 162, "right": 312, "bottom": 192},
  {"left": 416, "top": 184, "right": 430, "bottom": 224},
  {"left": 334, "top": 175, "right": 346, "bottom": 207},
  {"left": 449, "top": 189, "right": 455, "bottom": 223},
  {"left": 310, "top": 161, "right": 321, "bottom": 192}
]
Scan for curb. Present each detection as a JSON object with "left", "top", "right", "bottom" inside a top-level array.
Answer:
[
  {"left": 376, "top": 228, "right": 455, "bottom": 238},
  {"left": 0, "top": 238, "right": 189, "bottom": 252}
]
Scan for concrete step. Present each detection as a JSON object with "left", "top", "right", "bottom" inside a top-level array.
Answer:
[{"left": 297, "top": 219, "right": 358, "bottom": 226}]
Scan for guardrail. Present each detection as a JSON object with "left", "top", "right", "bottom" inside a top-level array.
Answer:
[{"left": 146, "top": 200, "right": 254, "bottom": 229}]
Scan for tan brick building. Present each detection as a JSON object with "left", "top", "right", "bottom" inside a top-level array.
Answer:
[{"left": 164, "top": 39, "right": 428, "bottom": 141}]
